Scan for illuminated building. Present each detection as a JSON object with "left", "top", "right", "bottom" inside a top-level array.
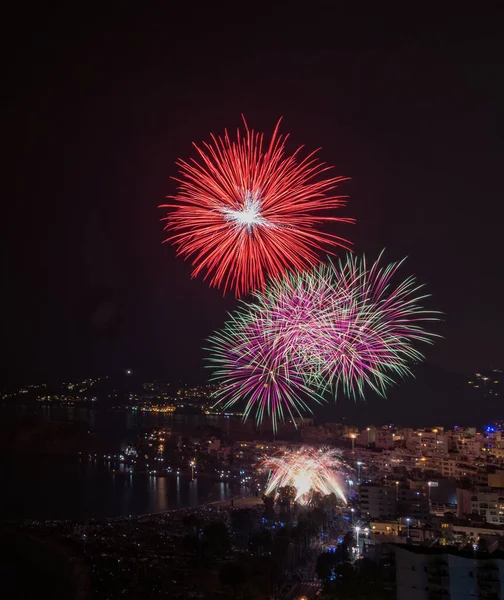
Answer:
[
  {"left": 359, "top": 484, "right": 429, "bottom": 522},
  {"left": 457, "top": 487, "right": 504, "bottom": 526}
]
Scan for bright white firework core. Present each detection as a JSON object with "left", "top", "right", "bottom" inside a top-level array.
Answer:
[
  {"left": 261, "top": 446, "right": 347, "bottom": 506},
  {"left": 221, "top": 190, "right": 270, "bottom": 230}
]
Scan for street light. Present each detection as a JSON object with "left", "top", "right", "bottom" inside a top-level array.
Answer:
[
  {"left": 350, "top": 433, "right": 357, "bottom": 452},
  {"left": 351, "top": 507, "right": 355, "bottom": 524},
  {"left": 406, "top": 518, "right": 411, "bottom": 537},
  {"left": 395, "top": 480, "right": 399, "bottom": 501},
  {"left": 355, "top": 526, "right": 361, "bottom": 553},
  {"left": 190, "top": 459, "right": 196, "bottom": 479},
  {"left": 427, "top": 481, "right": 436, "bottom": 506},
  {"left": 357, "top": 461, "right": 363, "bottom": 484}
]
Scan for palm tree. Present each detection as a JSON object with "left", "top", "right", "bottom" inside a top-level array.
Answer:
[{"left": 277, "top": 485, "right": 297, "bottom": 511}]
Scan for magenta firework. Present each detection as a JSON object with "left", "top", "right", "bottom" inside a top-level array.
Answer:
[{"left": 207, "top": 252, "right": 440, "bottom": 430}]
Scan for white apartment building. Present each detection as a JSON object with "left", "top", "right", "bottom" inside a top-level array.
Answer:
[
  {"left": 396, "top": 545, "right": 504, "bottom": 600},
  {"left": 471, "top": 488, "right": 504, "bottom": 526}
]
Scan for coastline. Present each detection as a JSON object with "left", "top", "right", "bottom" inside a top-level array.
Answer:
[{"left": 137, "top": 492, "right": 263, "bottom": 518}]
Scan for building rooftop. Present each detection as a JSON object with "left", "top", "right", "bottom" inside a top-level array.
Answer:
[{"left": 395, "top": 543, "right": 504, "bottom": 559}]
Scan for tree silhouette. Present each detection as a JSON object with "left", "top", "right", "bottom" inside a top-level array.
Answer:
[
  {"left": 203, "top": 521, "right": 229, "bottom": 556},
  {"left": 357, "top": 557, "right": 380, "bottom": 582},
  {"left": 182, "top": 532, "right": 199, "bottom": 556},
  {"left": 182, "top": 514, "right": 201, "bottom": 533},
  {"left": 277, "top": 485, "right": 296, "bottom": 511},
  {"left": 316, "top": 552, "right": 335, "bottom": 582},
  {"left": 220, "top": 560, "right": 249, "bottom": 599},
  {"left": 249, "top": 530, "right": 272, "bottom": 556},
  {"left": 322, "top": 492, "right": 339, "bottom": 510},
  {"left": 262, "top": 494, "right": 275, "bottom": 520},
  {"left": 271, "top": 526, "right": 291, "bottom": 576},
  {"left": 341, "top": 531, "right": 354, "bottom": 562},
  {"left": 231, "top": 509, "right": 254, "bottom": 545}
]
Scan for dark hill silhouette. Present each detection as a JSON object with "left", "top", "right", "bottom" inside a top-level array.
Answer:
[{"left": 314, "top": 363, "right": 497, "bottom": 428}]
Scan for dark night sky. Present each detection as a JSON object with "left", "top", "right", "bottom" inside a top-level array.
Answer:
[{"left": 3, "top": 6, "right": 504, "bottom": 389}]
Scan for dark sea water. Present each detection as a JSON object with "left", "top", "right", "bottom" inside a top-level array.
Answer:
[
  {"left": 1, "top": 405, "right": 247, "bottom": 449},
  {"left": 1, "top": 456, "right": 240, "bottom": 520},
  {"left": 0, "top": 406, "right": 249, "bottom": 520}
]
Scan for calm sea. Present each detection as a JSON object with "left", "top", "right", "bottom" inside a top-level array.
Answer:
[{"left": 0, "top": 406, "right": 250, "bottom": 520}]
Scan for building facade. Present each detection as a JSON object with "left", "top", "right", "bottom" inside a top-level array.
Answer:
[{"left": 396, "top": 545, "right": 504, "bottom": 600}]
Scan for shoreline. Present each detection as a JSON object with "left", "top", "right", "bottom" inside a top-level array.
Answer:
[{"left": 137, "top": 492, "right": 263, "bottom": 518}]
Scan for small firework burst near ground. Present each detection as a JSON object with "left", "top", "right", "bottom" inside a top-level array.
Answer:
[
  {"left": 207, "top": 251, "right": 440, "bottom": 431},
  {"left": 160, "top": 117, "right": 353, "bottom": 297},
  {"left": 260, "top": 446, "right": 347, "bottom": 505}
]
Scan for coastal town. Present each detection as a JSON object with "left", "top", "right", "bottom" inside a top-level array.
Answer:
[{"left": 5, "top": 376, "right": 504, "bottom": 599}]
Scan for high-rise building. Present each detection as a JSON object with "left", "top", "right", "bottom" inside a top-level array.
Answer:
[
  {"left": 395, "top": 544, "right": 504, "bottom": 600},
  {"left": 360, "top": 485, "right": 398, "bottom": 520},
  {"left": 359, "top": 484, "right": 429, "bottom": 522}
]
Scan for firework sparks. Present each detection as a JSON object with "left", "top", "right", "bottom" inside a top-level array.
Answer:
[
  {"left": 207, "top": 251, "right": 440, "bottom": 430},
  {"left": 160, "top": 117, "right": 352, "bottom": 297},
  {"left": 260, "top": 446, "right": 347, "bottom": 505},
  {"left": 258, "top": 251, "right": 441, "bottom": 399},
  {"left": 206, "top": 306, "right": 323, "bottom": 432}
]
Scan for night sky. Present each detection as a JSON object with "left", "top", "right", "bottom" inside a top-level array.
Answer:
[{"left": 3, "top": 6, "right": 504, "bottom": 391}]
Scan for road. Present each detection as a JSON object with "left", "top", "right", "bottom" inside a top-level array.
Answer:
[
  {"left": 208, "top": 495, "right": 263, "bottom": 509},
  {"left": 284, "top": 581, "right": 321, "bottom": 600}
]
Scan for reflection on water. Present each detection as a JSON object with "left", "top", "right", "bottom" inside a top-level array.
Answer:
[
  {"left": 0, "top": 406, "right": 250, "bottom": 520},
  {"left": 6, "top": 405, "right": 248, "bottom": 449},
  {"left": 0, "top": 456, "right": 238, "bottom": 520},
  {"left": 157, "top": 476, "right": 167, "bottom": 512}
]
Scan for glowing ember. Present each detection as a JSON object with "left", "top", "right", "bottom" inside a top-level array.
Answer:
[{"left": 260, "top": 446, "right": 347, "bottom": 505}]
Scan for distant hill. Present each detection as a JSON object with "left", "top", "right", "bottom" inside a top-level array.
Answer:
[
  {"left": 3, "top": 365, "right": 500, "bottom": 429},
  {"left": 313, "top": 363, "right": 501, "bottom": 428},
  {"left": 0, "top": 419, "right": 95, "bottom": 455}
]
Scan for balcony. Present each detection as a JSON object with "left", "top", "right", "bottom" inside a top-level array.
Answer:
[
  {"left": 428, "top": 561, "right": 448, "bottom": 576},
  {"left": 478, "top": 578, "right": 500, "bottom": 590},
  {"left": 428, "top": 589, "right": 450, "bottom": 599},
  {"left": 428, "top": 575, "right": 450, "bottom": 587},
  {"left": 477, "top": 564, "right": 499, "bottom": 573}
]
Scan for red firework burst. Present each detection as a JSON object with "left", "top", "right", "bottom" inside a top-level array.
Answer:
[{"left": 160, "top": 117, "right": 353, "bottom": 297}]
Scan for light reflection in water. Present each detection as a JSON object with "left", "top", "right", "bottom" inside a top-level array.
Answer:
[
  {"left": 189, "top": 478, "right": 198, "bottom": 507},
  {"left": 156, "top": 476, "right": 168, "bottom": 512},
  {"left": 176, "top": 475, "right": 181, "bottom": 506},
  {"left": 0, "top": 406, "right": 251, "bottom": 519}
]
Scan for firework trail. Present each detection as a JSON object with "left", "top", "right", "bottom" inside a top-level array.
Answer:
[
  {"left": 260, "top": 446, "right": 347, "bottom": 505},
  {"left": 160, "top": 117, "right": 352, "bottom": 297}
]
